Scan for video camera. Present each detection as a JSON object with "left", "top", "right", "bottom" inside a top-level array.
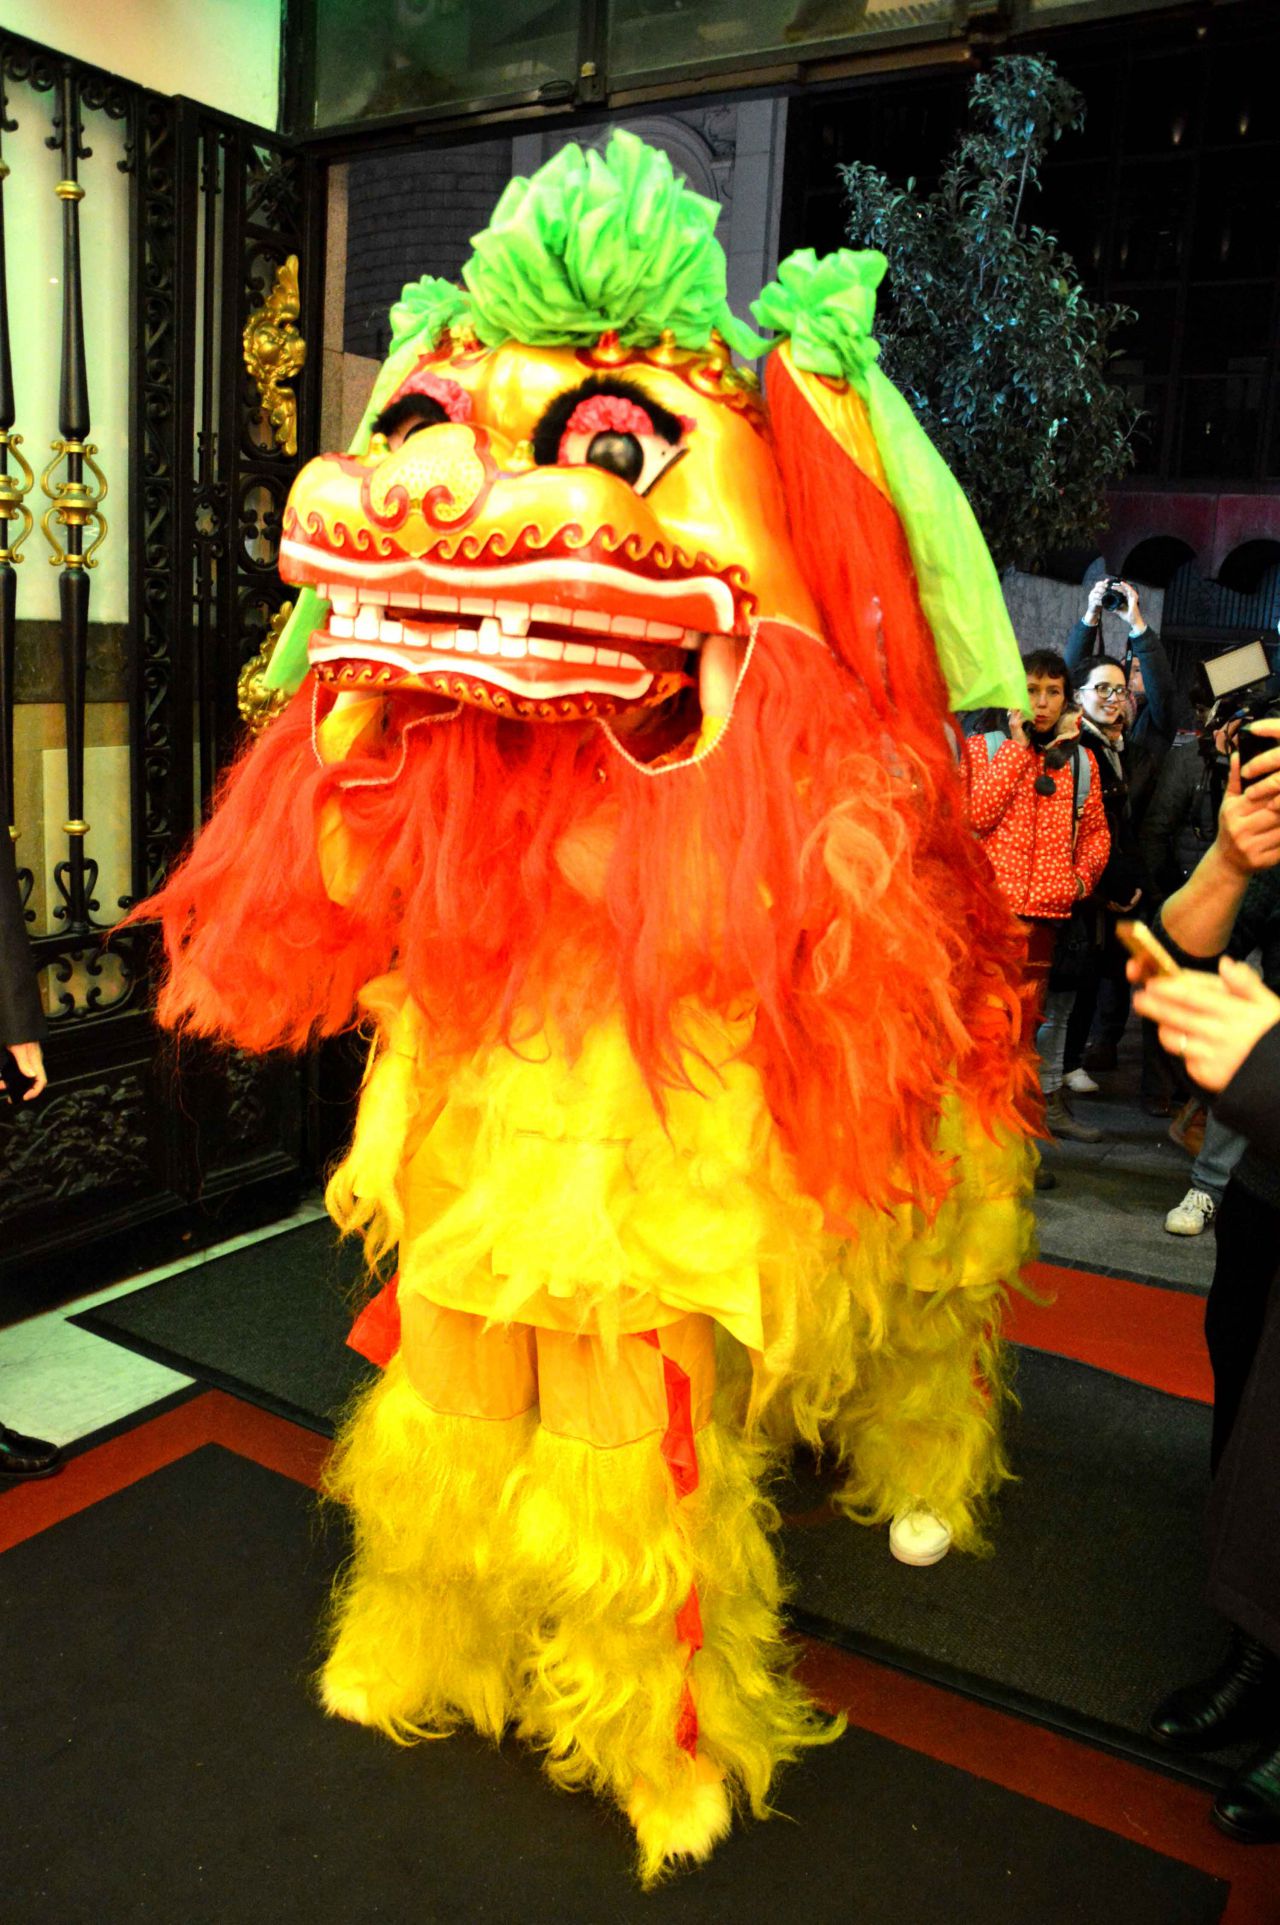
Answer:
[{"left": 1195, "top": 638, "right": 1280, "bottom": 782}]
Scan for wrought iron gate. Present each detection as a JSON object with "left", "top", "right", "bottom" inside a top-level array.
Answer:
[{"left": 0, "top": 33, "right": 325, "bottom": 1289}]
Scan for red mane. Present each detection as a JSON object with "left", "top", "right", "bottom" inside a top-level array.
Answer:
[{"left": 131, "top": 625, "right": 1027, "bottom": 1219}]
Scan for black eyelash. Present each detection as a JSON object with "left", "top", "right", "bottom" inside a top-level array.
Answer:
[
  {"left": 531, "top": 377, "right": 684, "bottom": 468},
  {"left": 371, "top": 393, "right": 450, "bottom": 439}
]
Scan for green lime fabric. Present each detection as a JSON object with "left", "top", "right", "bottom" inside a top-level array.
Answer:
[
  {"left": 754, "top": 249, "right": 1026, "bottom": 715},
  {"left": 464, "top": 131, "right": 766, "bottom": 358}
]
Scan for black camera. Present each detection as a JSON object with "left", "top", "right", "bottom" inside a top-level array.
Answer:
[{"left": 1099, "top": 577, "right": 1127, "bottom": 615}]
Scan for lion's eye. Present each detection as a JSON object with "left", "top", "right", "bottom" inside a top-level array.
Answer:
[
  {"left": 370, "top": 394, "right": 450, "bottom": 451},
  {"left": 533, "top": 379, "right": 688, "bottom": 497},
  {"left": 585, "top": 430, "right": 644, "bottom": 485}
]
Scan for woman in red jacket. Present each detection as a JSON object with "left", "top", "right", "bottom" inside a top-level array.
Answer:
[{"left": 964, "top": 648, "right": 1110, "bottom": 1144}]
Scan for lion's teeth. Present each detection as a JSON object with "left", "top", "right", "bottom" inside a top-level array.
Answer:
[
  {"left": 477, "top": 618, "right": 502, "bottom": 656},
  {"left": 431, "top": 593, "right": 458, "bottom": 614},
  {"left": 563, "top": 643, "right": 595, "bottom": 664},
  {"left": 380, "top": 619, "right": 403, "bottom": 645},
  {"left": 611, "top": 614, "right": 645, "bottom": 637},
  {"left": 362, "top": 585, "right": 389, "bottom": 606},
  {"left": 329, "top": 586, "right": 357, "bottom": 616},
  {"left": 461, "top": 596, "right": 494, "bottom": 618},
  {"left": 645, "top": 619, "right": 683, "bottom": 641},
  {"left": 500, "top": 635, "right": 527, "bottom": 659},
  {"left": 595, "top": 647, "right": 620, "bottom": 667},
  {"left": 530, "top": 638, "right": 564, "bottom": 660},
  {"left": 616, "top": 652, "right": 642, "bottom": 671},
  {"left": 455, "top": 630, "right": 478, "bottom": 653},
  {"left": 496, "top": 601, "right": 530, "bottom": 636},
  {"left": 571, "top": 608, "right": 601, "bottom": 630},
  {"left": 328, "top": 614, "right": 354, "bottom": 637},
  {"left": 532, "top": 603, "right": 560, "bottom": 624},
  {"left": 353, "top": 607, "right": 380, "bottom": 640}
]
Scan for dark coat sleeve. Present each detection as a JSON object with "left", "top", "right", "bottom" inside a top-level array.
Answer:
[
  {"left": 1214, "top": 1026, "right": 1280, "bottom": 1170},
  {"left": 1064, "top": 618, "right": 1104, "bottom": 681},
  {"left": 1129, "top": 626, "right": 1181, "bottom": 746},
  {"left": 0, "top": 830, "right": 45, "bottom": 1049},
  {"left": 1140, "top": 745, "right": 1198, "bottom": 906}
]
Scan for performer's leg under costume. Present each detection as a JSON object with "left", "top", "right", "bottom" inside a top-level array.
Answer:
[{"left": 322, "top": 1299, "right": 827, "bottom": 1882}]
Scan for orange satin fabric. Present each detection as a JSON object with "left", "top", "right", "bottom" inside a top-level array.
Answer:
[{"left": 399, "top": 1294, "right": 716, "bottom": 1448}]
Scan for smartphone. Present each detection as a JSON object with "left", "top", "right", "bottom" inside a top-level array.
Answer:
[
  {"left": 1238, "top": 720, "right": 1275, "bottom": 785},
  {"left": 0, "top": 1047, "right": 35, "bottom": 1104},
  {"left": 1116, "top": 919, "right": 1180, "bottom": 982}
]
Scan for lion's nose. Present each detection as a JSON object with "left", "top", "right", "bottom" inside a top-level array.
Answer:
[{"left": 368, "top": 423, "right": 503, "bottom": 528}]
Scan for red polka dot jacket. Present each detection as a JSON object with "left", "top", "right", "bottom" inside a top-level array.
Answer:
[{"left": 963, "top": 734, "right": 1111, "bottom": 920}]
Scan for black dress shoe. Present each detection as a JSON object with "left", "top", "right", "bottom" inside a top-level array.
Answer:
[
  {"left": 0, "top": 1424, "right": 63, "bottom": 1481},
  {"left": 1212, "top": 1733, "right": 1280, "bottom": 1843},
  {"left": 1033, "top": 1166, "right": 1057, "bottom": 1192},
  {"left": 1149, "top": 1629, "right": 1280, "bottom": 1752}
]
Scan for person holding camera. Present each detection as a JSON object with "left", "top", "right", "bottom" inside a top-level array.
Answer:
[
  {"left": 0, "top": 828, "right": 61, "bottom": 1482},
  {"left": 1129, "top": 717, "right": 1280, "bottom": 1843},
  {"left": 1061, "top": 579, "right": 1182, "bottom": 1093},
  {"left": 962, "top": 648, "right": 1111, "bottom": 1147}
]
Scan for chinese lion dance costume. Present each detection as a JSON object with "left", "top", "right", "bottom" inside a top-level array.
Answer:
[{"left": 141, "top": 135, "right": 1035, "bottom": 1879}]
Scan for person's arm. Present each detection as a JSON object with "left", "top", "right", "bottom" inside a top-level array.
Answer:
[
  {"left": 1064, "top": 621, "right": 1100, "bottom": 679},
  {"left": 1127, "top": 625, "right": 1178, "bottom": 742},
  {"left": 1214, "top": 1018, "right": 1280, "bottom": 1166},
  {"left": 1157, "top": 733, "right": 1280, "bottom": 960},
  {"left": 0, "top": 830, "right": 46, "bottom": 1057},
  {"left": 1072, "top": 749, "right": 1111, "bottom": 900},
  {"left": 963, "top": 732, "right": 1034, "bottom": 836}
]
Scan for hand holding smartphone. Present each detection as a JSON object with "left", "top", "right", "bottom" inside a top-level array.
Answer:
[{"left": 1116, "top": 919, "right": 1179, "bottom": 985}]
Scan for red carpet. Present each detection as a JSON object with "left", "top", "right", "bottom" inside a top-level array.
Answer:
[{"left": 1009, "top": 1259, "right": 1213, "bottom": 1404}]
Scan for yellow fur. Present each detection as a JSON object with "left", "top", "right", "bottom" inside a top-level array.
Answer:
[
  {"left": 627, "top": 1755, "right": 733, "bottom": 1886},
  {"left": 321, "top": 1364, "right": 837, "bottom": 1878}
]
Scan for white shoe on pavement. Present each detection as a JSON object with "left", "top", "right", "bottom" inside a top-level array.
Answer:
[
  {"left": 1065, "top": 1067, "right": 1100, "bottom": 1094},
  {"left": 889, "top": 1508, "right": 953, "bottom": 1567},
  {"left": 1165, "top": 1187, "right": 1217, "bottom": 1237}
]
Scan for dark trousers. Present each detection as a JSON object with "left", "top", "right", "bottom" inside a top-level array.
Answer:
[
  {"left": 1205, "top": 1178, "right": 1280, "bottom": 1474},
  {"left": 1064, "top": 910, "right": 1131, "bottom": 1072}
]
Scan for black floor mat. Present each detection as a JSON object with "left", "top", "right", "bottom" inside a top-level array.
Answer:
[
  {"left": 0, "top": 1446, "right": 1227, "bottom": 1925},
  {"left": 75, "top": 1220, "right": 1234, "bottom": 1781}
]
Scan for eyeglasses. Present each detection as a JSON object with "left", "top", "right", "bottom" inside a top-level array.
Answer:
[{"left": 1090, "top": 684, "right": 1126, "bottom": 702}]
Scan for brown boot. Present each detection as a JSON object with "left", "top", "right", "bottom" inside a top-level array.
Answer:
[{"left": 1044, "top": 1089, "right": 1103, "bottom": 1144}]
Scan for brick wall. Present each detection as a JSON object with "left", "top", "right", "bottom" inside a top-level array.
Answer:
[{"left": 343, "top": 139, "right": 513, "bottom": 358}]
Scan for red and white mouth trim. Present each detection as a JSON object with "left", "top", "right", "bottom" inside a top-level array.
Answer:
[
  {"left": 309, "top": 615, "right": 658, "bottom": 700},
  {"left": 280, "top": 539, "right": 737, "bottom": 637}
]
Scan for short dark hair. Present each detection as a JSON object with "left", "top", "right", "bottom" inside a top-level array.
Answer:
[
  {"left": 1073, "top": 655, "right": 1126, "bottom": 694},
  {"left": 1022, "top": 648, "right": 1069, "bottom": 689}
]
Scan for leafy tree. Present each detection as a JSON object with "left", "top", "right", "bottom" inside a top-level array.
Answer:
[{"left": 842, "top": 55, "right": 1139, "bottom": 573}]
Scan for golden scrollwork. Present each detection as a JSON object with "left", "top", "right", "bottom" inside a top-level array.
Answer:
[
  {"left": 39, "top": 439, "right": 108, "bottom": 567},
  {"left": 237, "top": 601, "right": 294, "bottom": 735},
  {"left": 0, "top": 430, "right": 34, "bottom": 563},
  {"left": 243, "top": 254, "right": 306, "bottom": 458}
]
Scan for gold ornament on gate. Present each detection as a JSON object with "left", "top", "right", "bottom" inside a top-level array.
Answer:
[
  {"left": 0, "top": 429, "right": 34, "bottom": 563},
  {"left": 238, "top": 601, "right": 294, "bottom": 735},
  {"left": 39, "top": 439, "right": 108, "bottom": 567},
  {"left": 243, "top": 254, "right": 306, "bottom": 457}
]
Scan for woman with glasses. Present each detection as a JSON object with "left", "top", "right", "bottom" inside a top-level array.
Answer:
[{"left": 1061, "top": 579, "right": 1184, "bottom": 1094}]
